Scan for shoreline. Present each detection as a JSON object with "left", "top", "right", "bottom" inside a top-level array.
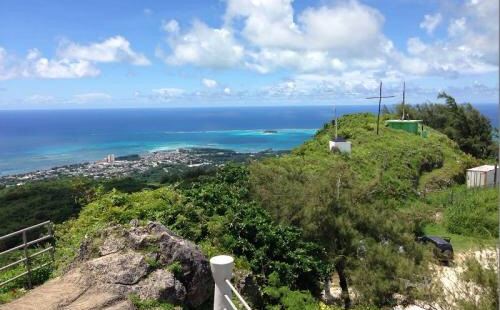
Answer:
[{"left": 0, "top": 147, "right": 287, "bottom": 187}]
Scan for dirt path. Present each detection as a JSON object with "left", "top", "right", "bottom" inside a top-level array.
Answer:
[{"left": 0, "top": 269, "right": 134, "bottom": 310}]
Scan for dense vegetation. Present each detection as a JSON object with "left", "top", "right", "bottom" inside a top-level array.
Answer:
[
  {"left": 395, "top": 92, "right": 496, "bottom": 159},
  {"left": 0, "top": 178, "right": 96, "bottom": 250},
  {"left": 55, "top": 165, "right": 328, "bottom": 308},
  {"left": 422, "top": 185, "right": 498, "bottom": 238},
  {"left": 249, "top": 112, "right": 478, "bottom": 307},
  {"left": 0, "top": 107, "right": 497, "bottom": 309}
]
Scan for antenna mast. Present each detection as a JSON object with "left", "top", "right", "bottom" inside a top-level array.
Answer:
[
  {"left": 334, "top": 103, "right": 338, "bottom": 139},
  {"left": 402, "top": 81, "right": 406, "bottom": 120},
  {"left": 365, "top": 81, "right": 395, "bottom": 135}
]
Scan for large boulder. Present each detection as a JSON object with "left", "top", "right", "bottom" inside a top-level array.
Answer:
[{"left": 2, "top": 222, "right": 213, "bottom": 310}]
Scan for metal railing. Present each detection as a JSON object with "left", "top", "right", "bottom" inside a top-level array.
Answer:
[
  {"left": 210, "top": 255, "right": 251, "bottom": 310},
  {"left": 0, "top": 221, "right": 54, "bottom": 288}
]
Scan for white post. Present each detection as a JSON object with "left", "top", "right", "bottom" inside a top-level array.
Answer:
[{"left": 210, "top": 255, "right": 234, "bottom": 310}]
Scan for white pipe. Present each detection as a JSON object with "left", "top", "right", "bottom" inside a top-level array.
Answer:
[
  {"left": 210, "top": 255, "right": 234, "bottom": 310},
  {"left": 225, "top": 279, "right": 252, "bottom": 310}
]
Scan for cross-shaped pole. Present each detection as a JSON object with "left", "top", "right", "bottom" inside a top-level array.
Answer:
[
  {"left": 366, "top": 81, "right": 395, "bottom": 135},
  {"left": 402, "top": 81, "right": 406, "bottom": 120}
]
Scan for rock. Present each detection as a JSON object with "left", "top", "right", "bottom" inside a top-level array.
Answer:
[
  {"left": 135, "top": 269, "right": 186, "bottom": 303},
  {"left": 128, "top": 222, "right": 213, "bottom": 307},
  {"left": 1, "top": 222, "right": 213, "bottom": 309},
  {"left": 86, "top": 251, "right": 148, "bottom": 285},
  {"left": 99, "top": 234, "right": 126, "bottom": 256}
]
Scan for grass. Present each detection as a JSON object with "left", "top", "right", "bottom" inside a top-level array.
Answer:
[
  {"left": 128, "top": 294, "right": 176, "bottom": 309},
  {"left": 423, "top": 223, "right": 496, "bottom": 252},
  {"left": 291, "top": 113, "right": 475, "bottom": 199},
  {"left": 419, "top": 185, "right": 498, "bottom": 252}
]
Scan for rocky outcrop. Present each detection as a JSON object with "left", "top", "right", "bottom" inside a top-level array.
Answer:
[{"left": 2, "top": 222, "right": 213, "bottom": 310}]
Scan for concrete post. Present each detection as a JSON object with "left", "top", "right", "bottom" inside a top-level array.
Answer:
[{"left": 210, "top": 255, "right": 234, "bottom": 310}]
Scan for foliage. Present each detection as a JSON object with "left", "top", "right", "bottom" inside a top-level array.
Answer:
[
  {"left": 263, "top": 272, "right": 318, "bottom": 310},
  {"left": 415, "top": 185, "right": 498, "bottom": 252},
  {"left": 0, "top": 248, "right": 53, "bottom": 304},
  {"left": 248, "top": 113, "right": 470, "bottom": 307},
  {"left": 128, "top": 294, "right": 175, "bottom": 310},
  {"left": 395, "top": 93, "right": 495, "bottom": 159},
  {"left": 55, "top": 165, "right": 327, "bottom": 299},
  {"left": 456, "top": 256, "right": 498, "bottom": 310},
  {"left": 0, "top": 178, "right": 96, "bottom": 249},
  {"left": 290, "top": 113, "right": 473, "bottom": 196},
  {"left": 55, "top": 187, "right": 185, "bottom": 270},
  {"left": 425, "top": 186, "right": 498, "bottom": 238},
  {"left": 165, "top": 261, "right": 183, "bottom": 279}
]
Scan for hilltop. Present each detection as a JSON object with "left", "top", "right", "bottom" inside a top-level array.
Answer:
[
  {"left": 292, "top": 113, "right": 474, "bottom": 195},
  {"left": 1, "top": 113, "right": 496, "bottom": 309}
]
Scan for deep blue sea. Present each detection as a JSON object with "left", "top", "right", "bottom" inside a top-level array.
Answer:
[{"left": 0, "top": 104, "right": 497, "bottom": 176}]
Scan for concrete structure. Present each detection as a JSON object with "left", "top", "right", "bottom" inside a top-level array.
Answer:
[
  {"left": 466, "top": 165, "right": 498, "bottom": 188},
  {"left": 210, "top": 255, "right": 234, "bottom": 310},
  {"left": 385, "top": 120, "right": 423, "bottom": 135},
  {"left": 329, "top": 137, "right": 352, "bottom": 154},
  {"left": 210, "top": 255, "right": 251, "bottom": 310}
]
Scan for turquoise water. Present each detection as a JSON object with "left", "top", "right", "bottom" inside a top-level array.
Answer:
[{"left": 0, "top": 104, "right": 496, "bottom": 176}]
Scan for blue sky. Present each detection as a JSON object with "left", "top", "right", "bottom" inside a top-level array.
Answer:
[{"left": 0, "top": 0, "right": 498, "bottom": 109}]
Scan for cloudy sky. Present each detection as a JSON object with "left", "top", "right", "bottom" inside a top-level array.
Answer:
[{"left": 0, "top": 0, "right": 498, "bottom": 109}]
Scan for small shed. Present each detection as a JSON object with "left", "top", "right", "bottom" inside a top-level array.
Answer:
[
  {"left": 385, "top": 120, "right": 423, "bottom": 135},
  {"left": 466, "top": 165, "right": 498, "bottom": 188},
  {"left": 329, "top": 137, "right": 351, "bottom": 154}
]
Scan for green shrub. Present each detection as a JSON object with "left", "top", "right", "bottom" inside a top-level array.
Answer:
[
  {"left": 128, "top": 294, "right": 175, "bottom": 310},
  {"left": 443, "top": 187, "right": 498, "bottom": 238}
]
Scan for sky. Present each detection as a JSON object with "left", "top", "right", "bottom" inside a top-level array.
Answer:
[{"left": 0, "top": 0, "right": 498, "bottom": 109}]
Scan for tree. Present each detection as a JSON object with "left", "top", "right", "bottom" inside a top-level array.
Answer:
[
  {"left": 395, "top": 93, "right": 494, "bottom": 159},
  {"left": 249, "top": 158, "right": 429, "bottom": 308}
]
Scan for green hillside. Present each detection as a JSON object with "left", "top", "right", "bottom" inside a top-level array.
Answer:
[
  {"left": 291, "top": 113, "right": 476, "bottom": 197},
  {"left": 1, "top": 113, "right": 495, "bottom": 309}
]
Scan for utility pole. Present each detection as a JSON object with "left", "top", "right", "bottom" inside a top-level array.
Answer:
[
  {"left": 402, "top": 81, "right": 406, "bottom": 120},
  {"left": 334, "top": 103, "right": 338, "bottom": 140},
  {"left": 366, "top": 81, "right": 395, "bottom": 135}
]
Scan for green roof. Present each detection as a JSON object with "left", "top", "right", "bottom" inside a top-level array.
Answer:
[{"left": 385, "top": 120, "right": 423, "bottom": 123}]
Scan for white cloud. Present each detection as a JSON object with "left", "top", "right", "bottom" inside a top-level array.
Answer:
[
  {"left": 154, "top": 0, "right": 498, "bottom": 86},
  {"left": 162, "top": 20, "right": 179, "bottom": 34},
  {"left": 0, "top": 36, "right": 149, "bottom": 80},
  {"left": 159, "top": 0, "right": 389, "bottom": 73},
  {"left": 159, "top": 20, "right": 244, "bottom": 68},
  {"left": 58, "top": 36, "right": 150, "bottom": 66},
  {"left": 151, "top": 88, "right": 185, "bottom": 101},
  {"left": 73, "top": 92, "right": 112, "bottom": 103},
  {"left": 298, "top": 2, "right": 386, "bottom": 54},
  {"left": 31, "top": 55, "right": 100, "bottom": 79},
  {"left": 448, "top": 17, "right": 467, "bottom": 36},
  {"left": 0, "top": 47, "right": 100, "bottom": 80},
  {"left": 224, "top": 0, "right": 301, "bottom": 49},
  {"left": 223, "top": 87, "right": 231, "bottom": 94},
  {"left": 397, "top": 0, "right": 499, "bottom": 76},
  {"left": 419, "top": 13, "right": 442, "bottom": 35},
  {"left": 26, "top": 94, "right": 55, "bottom": 103},
  {"left": 143, "top": 8, "right": 153, "bottom": 16},
  {"left": 202, "top": 78, "right": 218, "bottom": 88}
]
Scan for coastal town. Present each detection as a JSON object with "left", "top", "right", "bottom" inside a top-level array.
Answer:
[{"left": 0, "top": 148, "right": 284, "bottom": 187}]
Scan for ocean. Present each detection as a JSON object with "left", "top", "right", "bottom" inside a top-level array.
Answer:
[{"left": 0, "top": 104, "right": 497, "bottom": 176}]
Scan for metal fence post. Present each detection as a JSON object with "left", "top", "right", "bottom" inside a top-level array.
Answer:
[
  {"left": 210, "top": 255, "right": 234, "bottom": 310},
  {"left": 47, "top": 223, "right": 55, "bottom": 264},
  {"left": 22, "top": 231, "right": 32, "bottom": 289}
]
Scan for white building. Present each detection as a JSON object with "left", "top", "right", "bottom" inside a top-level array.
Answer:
[
  {"left": 105, "top": 154, "right": 115, "bottom": 163},
  {"left": 466, "top": 165, "right": 498, "bottom": 188},
  {"left": 329, "top": 137, "right": 351, "bottom": 154}
]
